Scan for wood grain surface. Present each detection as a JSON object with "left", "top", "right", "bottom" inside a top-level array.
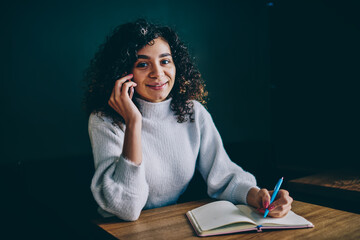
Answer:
[
  {"left": 94, "top": 199, "right": 360, "bottom": 240},
  {"left": 288, "top": 170, "right": 360, "bottom": 205}
]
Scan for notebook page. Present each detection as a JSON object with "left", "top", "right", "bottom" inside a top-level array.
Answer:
[
  {"left": 236, "top": 205, "right": 313, "bottom": 227},
  {"left": 191, "top": 201, "right": 257, "bottom": 231}
]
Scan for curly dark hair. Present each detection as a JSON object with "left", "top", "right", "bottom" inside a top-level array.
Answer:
[{"left": 83, "top": 18, "right": 208, "bottom": 126}]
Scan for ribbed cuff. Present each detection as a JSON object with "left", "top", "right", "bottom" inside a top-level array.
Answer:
[
  {"left": 112, "top": 155, "right": 147, "bottom": 192},
  {"left": 233, "top": 183, "right": 260, "bottom": 205}
]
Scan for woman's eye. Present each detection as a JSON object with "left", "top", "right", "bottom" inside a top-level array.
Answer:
[
  {"left": 161, "top": 59, "right": 170, "bottom": 64},
  {"left": 136, "top": 62, "right": 148, "bottom": 68}
]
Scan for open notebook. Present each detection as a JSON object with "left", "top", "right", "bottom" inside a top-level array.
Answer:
[{"left": 186, "top": 200, "right": 314, "bottom": 237}]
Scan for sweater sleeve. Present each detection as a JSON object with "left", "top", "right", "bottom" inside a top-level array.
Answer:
[
  {"left": 88, "top": 113, "right": 149, "bottom": 221},
  {"left": 195, "top": 103, "right": 259, "bottom": 205}
]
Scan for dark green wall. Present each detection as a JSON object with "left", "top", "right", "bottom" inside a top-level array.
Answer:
[
  {"left": 270, "top": 0, "right": 360, "bottom": 169},
  {"left": 1, "top": 0, "right": 359, "bottom": 170},
  {"left": 1, "top": 0, "right": 271, "bottom": 164},
  {"left": 3, "top": 2, "right": 359, "bottom": 238}
]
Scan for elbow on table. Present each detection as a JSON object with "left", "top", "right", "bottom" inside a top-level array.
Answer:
[
  {"left": 97, "top": 202, "right": 143, "bottom": 221},
  {"left": 104, "top": 199, "right": 146, "bottom": 221},
  {"left": 91, "top": 183, "right": 149, "bottom": 221},
  {"left": 92, "top": 195, "right": 144, "bottom": 221},
  {"left": 116, "top": 207, "right": 142, "bottom": 222}
]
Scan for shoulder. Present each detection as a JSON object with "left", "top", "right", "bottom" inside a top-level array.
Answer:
[
  {"left": 191, "top": 100, "right": 213, "bottom": 122},
  {"left": 191, "top": 100, "right": 207, "bottom": 112},
  {"left": 89, "top": 111, "right": 112, "bottom": 125},
  {"left": 89, "top": 112, "right": 123, "bottom": 134}
]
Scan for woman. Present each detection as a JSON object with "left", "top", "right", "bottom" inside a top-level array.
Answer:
[{"left": 84, "top": 19, "right": 292, "bottom": 221}]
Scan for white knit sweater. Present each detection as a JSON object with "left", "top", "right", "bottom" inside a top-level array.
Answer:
[{"left": 89, "top": 98, "right": 258, "bottom": 221}]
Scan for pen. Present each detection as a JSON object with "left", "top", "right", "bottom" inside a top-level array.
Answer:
[{"left": 264, "top": 177, "right": 284, "bottom": 218}]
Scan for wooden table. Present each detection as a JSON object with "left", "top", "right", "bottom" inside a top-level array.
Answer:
[
  {"left": 288, "top": 170, "right": 360, "bottom": 213},
  {"left": 93, "top": 199, "right": 360, "bottom": 240},
  {"left": 288, "top": 170, "right": 360, "bottom": 199}
]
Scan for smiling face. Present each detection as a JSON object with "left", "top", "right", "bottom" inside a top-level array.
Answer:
[{"left": 131, "top": 37, "right": 176, "bottom": 103}]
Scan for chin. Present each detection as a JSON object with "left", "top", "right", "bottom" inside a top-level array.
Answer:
[
  {"left": 152, "top": 97, "right": 168, "bottom": 102},
  {"left": 136, "top": 88, "right": 172, "bottom": 102}
]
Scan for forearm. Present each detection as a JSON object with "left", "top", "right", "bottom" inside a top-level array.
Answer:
[{"left": 122, "top": 119, "right": 142, "bottom": 165}]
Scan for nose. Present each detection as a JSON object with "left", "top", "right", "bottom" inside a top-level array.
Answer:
[{"left": 149, "top": 62, "right": 164, "bottom": 79}]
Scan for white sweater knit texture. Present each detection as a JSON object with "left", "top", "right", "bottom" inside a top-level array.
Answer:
[{"left": 89, "top": 98, "right": 257, "bottom": 221}]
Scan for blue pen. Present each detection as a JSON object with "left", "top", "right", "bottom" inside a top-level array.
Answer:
[{"left": 264, "top": 177, "right": 284, "bottom": 218}]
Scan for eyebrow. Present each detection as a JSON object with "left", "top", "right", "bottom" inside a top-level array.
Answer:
[{"left": 136, "top": 53, "right": 172, "bottom": 59}]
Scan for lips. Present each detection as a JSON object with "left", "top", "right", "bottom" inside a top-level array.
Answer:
[{"left": 146, "top": 81, "right": 168, "bottom": 90}]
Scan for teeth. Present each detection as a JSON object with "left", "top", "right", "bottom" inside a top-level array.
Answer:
[{"left": 151, "top": 82, "right": 165, "bottom": 87}]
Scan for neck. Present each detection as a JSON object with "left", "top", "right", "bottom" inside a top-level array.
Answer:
[{"left": 135, "top": 97, "right": 173, "bottom": 119}]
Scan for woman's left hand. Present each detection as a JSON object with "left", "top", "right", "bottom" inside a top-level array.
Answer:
[{"left": 246, "top": 187, "right": 293, "bottom": 218}]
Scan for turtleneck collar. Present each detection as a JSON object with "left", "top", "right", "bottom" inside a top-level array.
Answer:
[{"left": 135, "top": 97, "right": 173, "bottom": 119}]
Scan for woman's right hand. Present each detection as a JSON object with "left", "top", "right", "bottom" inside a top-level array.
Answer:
[
  {"left": 247, "top": 187, "right": 293, "bottom": 218},
  {"left": 108, "top": 74, "right": 141, "bottom": 124}
]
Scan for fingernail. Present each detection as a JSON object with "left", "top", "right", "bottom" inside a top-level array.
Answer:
[
  {"left": 257, "top": 208, "right": 265, "bottom": 213},
  {"left": 269, "top": 205, "right": 275, "bottom": 211},
  {"left": 264, "top": 201, "right": 269, "bottom": 209}
]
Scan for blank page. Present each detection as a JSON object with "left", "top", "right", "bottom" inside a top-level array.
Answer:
[
  {"left": 237, "top": 205, "right": 314, "bottom": 227},
  {"left": 190, "top": 201, "right": 256, "bottom": 231}
]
